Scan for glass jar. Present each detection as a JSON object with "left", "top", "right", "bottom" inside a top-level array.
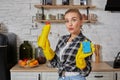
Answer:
[
  {"left": 35, "top": 47, "right": 46, "bottom": 64},
  {"left": 62, "top": 0, "right": 69, "bottom": 5},
  {"left": 19, "top": 41, "right": 33, "bottom": 60}
]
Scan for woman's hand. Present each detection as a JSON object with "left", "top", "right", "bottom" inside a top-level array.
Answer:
[
  {"left": 37, "top": 22, "right": 51, "bottom": 49},
  {"left": 76, "top": 42, "right": 95, "bottom": 69},
  {"left": 43, "top": 39, "right": 55, "bottom": 61},
  {"left": 37, "top": 22, "right": 55, "bottom": 61}
]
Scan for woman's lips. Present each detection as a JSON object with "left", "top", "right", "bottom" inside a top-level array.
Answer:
[{"left": 69, "top": 28, "right": 74, "bottom": 30}]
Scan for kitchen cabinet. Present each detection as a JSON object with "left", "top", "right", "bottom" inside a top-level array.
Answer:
[
  {"left": 86, "top": 72, "right": 114, "bottom": 80},
  {"left": 11, "top": 71, "right": 58, "bottom": 80},
  {"left": 114, "top": 72, "right": 120, "bottom": 80},
  {"left": 34, "top": 5, "right": 96, "bottom": 23},
  {"left": 41, "top": 72, "right": 58, "bottom": 80},
  {"left": 118, "top": 72, "right": 120, "bottom": 80},
  {"left": 11, "top": 72, "right": 41, "bottom": 80},
  {"left": 10, "top": 62, "right": 120, "bottom": 80},
  {"left": 11, "top": 71, "right": 115, "bottom": 80}
]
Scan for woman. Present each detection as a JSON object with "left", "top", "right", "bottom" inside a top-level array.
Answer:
[
  {"left": 50, "top": 9, "right": 94, "bottom": 80},
  {"left": 38, "top": 8, "right": 94, "bottom": 80}
]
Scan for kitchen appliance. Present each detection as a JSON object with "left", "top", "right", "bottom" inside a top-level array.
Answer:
[
  {"left": 106, "top": 52, "right": 120, "bottom": 68},
  {"left": 105, "top": 0, "right": 120, "bottom": 11},
  {"left": 0, "top": 33, "right": 7, "bottom": 80},
  {"left": 113, "top": 52, "right": 120, "bottom": 68},
  {"left": 0, "top": 32, "right": 17, "bottom": 80}
]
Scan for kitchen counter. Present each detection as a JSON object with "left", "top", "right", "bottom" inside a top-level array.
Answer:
[{"left": 10, "top": 62, "right": 120, "bottom": 72}]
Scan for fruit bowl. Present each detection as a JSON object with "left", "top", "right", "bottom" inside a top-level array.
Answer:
[{"left": 18, "top": 59, "right": 39, "bottom": 68}]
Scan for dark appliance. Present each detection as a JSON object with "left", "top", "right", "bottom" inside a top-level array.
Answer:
[
  {"left": 0, "top": 33, "right": 7, "bottom": 80},
  {"left": 113, "top": 52, "right": 120, "bottom": 68},
  {"left": 106, "top": 52, "right": 120, "bottom": 68},
  {"left": 0, "top": 33, "right": 17, "bottom": 80},
  {"left": 105, "top": 0, "right": 120, "bottom": 11}
]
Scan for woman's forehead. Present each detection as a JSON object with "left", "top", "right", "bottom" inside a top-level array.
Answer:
[{"left": 65, "top": 12, "right": 79, "bottom": 19}]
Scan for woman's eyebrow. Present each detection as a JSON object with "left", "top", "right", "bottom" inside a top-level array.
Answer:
[
  {"left": 64, "top": 17, "right": 77, "bottom": 20},
  {"left": 71, "top": 17, "right": 77, "bottom": 19}
]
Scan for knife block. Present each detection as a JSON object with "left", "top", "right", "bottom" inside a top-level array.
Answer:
[{"left": 94, "top": 44, "right": 101, "bottom": 63}]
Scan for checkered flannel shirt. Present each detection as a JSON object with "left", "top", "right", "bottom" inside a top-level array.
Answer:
[{"left": 50, "top": 33, "right": 92, "bottom": 77}]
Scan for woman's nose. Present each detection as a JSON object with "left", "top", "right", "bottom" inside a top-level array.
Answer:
[{"left": 68, "top": 21, "right": 72, "bottom": 26}]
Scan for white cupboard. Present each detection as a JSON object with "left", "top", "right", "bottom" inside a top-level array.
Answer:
[
  {"left": 11, "top": 71, "right": 115, "bottom": 80},
  {"left": 86, "top": 72, "right": 114, "bottom": 80},
  {"left": 113, "top": 72, "right": 120, "bottom": 80},
  {"left": 10, "top": 62, "right": 120, "bottom": 80},
  {"left": 41, "top": 72, "right": 58, "bottom": 80},
  {"left": 11, "top": 72, "right": 41, "bottom": 80}
]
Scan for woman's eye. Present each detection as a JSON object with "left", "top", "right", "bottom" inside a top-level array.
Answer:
[
  {"left": 72, "top": 19, "right": 77, "bottom": 22},
  {"left": 65, "top": 20, "right": 69, "bottom": 23}
]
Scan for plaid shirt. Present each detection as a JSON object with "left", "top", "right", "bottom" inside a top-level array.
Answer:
[{"left": 50, "top": 33, "right": 92, "bottom": 77}]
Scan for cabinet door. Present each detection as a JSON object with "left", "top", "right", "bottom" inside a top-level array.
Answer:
[
  {"left": 11, "top": 72, "right": 40, "bottom": 80},
  {"left": 114, "top": 72, "right": 120, "bottom": 80},
  {"left": 41, "top": 72, "right": 59, "bottom": 80},
  {"left": 86, "top": 72, "right": 114, "bottom": 80},
  {"left": 118, "top": 72, "right": 120, "bottom": 80}
]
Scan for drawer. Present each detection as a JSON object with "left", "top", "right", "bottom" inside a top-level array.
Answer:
[{"left": 86, "top": 72, "right": 114, "bottom": 80}]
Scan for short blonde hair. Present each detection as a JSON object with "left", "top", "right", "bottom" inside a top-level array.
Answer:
[{"left": 65, "top": 8, "right": 83, "bottom": 20}]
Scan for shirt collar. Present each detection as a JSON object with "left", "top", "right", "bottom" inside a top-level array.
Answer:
[{"left": 67, "top": 32, "right": 85, "bottom": 42}]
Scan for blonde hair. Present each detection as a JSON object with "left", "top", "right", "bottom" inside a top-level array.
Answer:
[{"left": 65, "top": 8, "right": 83, "bottom": 20}]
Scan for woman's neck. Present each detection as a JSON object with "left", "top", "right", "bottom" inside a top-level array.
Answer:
[{"left": 68, "top": 32, "right": 80, "bottom": 42}]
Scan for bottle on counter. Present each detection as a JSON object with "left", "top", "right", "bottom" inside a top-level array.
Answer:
[{"left": 19, "top": 41, "right": 33, "bottom": 60}]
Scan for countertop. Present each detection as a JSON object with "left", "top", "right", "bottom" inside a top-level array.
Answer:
[{"left": 10, "top": 62, "right": 120, "bottom": 72}]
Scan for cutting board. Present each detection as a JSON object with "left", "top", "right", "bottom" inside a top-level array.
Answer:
[{"left": 94, "top": 44, "right": 101, "bottom": 63}]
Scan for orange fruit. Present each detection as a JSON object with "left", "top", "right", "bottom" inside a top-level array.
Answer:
[
  {"left": 29, "top": 62, "right": 34, "bottom": 67},
  {"left": 33, "top": 60, "right": 39, "bottom": 65},
  {"left": 19, "top": 60, "right": 26, "bottom": 67},
  {"left": 18, "top": 60, "right": 23, "bottom": 64}
]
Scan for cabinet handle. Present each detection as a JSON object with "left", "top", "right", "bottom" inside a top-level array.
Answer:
[
  {"left": 38, "top": 74, "right": 41, "bottom": 80},
  {"left": 115, "top": 73, "right": 117, "bottom": 80},
  {"left": 94, "top": 75, "right": 103, "bottom": 78}
]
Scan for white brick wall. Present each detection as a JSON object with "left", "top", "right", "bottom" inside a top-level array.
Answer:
[{"left": 0, "top": 0, "right": 120, "bottom": 61}]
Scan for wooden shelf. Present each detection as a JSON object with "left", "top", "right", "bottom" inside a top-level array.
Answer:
[
  {"left": 34, "top": 4, "right": 97, "bottom": 23},
  {"left": 34, "top": 5, "right": 96, "bottom": 9},
  {"left": 35, "top": 19, "right": 97, "bottom": 23}
]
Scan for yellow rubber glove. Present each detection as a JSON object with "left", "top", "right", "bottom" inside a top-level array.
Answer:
[
  {"left": 43, "top": 39, "right": 55, "bottom": 60},
  {"left": 37, "top": 22, "right": 51, "bottom": 49},
  {"left": 76, "top": 42, "right": 95, "bottom": 70},
  {"left": 37, "top": 22, "right": 55, "bottom": 60}
]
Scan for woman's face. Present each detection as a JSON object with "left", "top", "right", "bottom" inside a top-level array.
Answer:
[{"left": 64, "top": 12, "right": 83, "bottom": 35}]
